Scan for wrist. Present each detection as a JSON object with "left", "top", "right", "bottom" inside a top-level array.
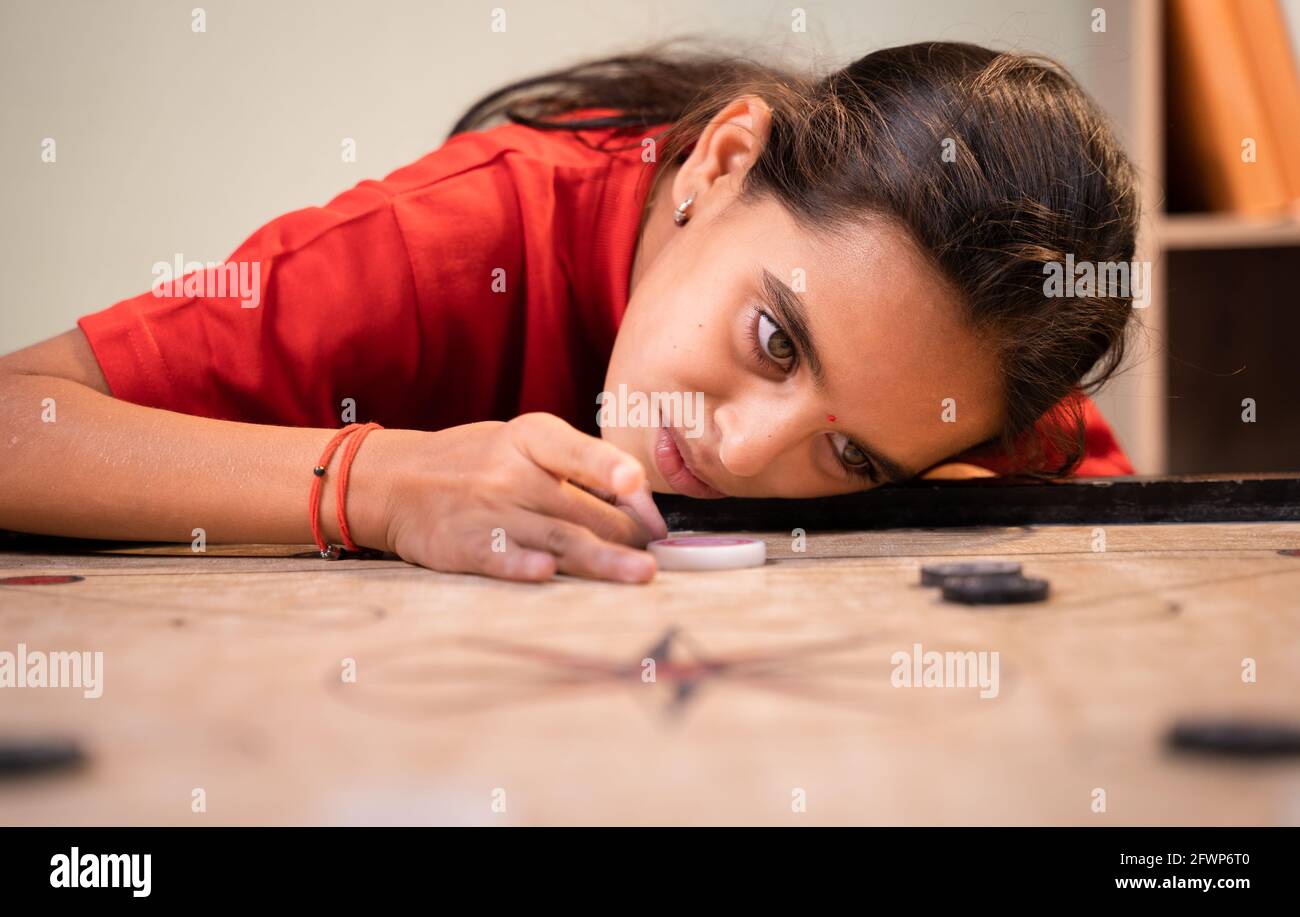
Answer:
[{"left": 316, "top": 427, "right": 408, "bottom": 554}]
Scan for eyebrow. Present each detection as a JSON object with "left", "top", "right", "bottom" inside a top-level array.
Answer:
[{"left": 758, "top": 267, "right": 917, "bottom": 485}]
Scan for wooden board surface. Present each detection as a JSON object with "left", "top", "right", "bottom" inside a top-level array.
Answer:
[{"left": 2, "top": 521, "right": 1299, "bottom": 826}]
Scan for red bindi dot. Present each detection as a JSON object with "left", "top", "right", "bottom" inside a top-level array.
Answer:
[{"left": 827, "top": 414, "right": 836, "bottom": 423}]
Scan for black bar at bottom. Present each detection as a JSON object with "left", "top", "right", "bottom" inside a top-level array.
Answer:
[{"left": 0, "top": 826, "right": 1289, "bottom": 900}]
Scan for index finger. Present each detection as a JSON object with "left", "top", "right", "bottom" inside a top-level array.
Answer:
[{"left": 511, "top": 413, "right": 646, "bottom": 495}]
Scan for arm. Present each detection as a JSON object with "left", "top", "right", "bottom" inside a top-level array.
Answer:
[
  {"left": 0, "top": 328, "right": 392, "bottom": 547},
  {"left": 0, "top": 329, "right": 663, "bottom": 582}
]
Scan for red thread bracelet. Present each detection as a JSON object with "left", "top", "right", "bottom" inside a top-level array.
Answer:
[
  {"left": 309, "top": 423, "right": 361, "bottom": 558},
  {"left": 335, "top": 421, "right": 383, "bottom": 552}
]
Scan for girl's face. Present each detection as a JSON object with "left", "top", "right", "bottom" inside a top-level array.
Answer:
[{"left": 601, "top": 97, "right": 1005, "bottom": 498}]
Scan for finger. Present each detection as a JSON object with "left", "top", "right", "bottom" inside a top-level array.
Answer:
[
  {"left": 556, "top": 480, "right": 660, "bottom": 545},
  {"left": 543, "top": 481, "right": 656, "bottom": 546},
  {"left": 510, "top": 512, "right": 656, "bottom": 584},
  {"left": 512, "top": 413, "right": 645, "bottom": 496},
  {"left": 476, "top": 534, "right": 558, "bottom": 583},
  {"left": 614, "top": 483, "right": 668, "bottom": 541},
  {"left": 570, "top": 480, "right": 615, "bottom": 503}
]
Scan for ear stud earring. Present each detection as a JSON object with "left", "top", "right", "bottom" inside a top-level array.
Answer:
[{"left": 673, "top": 192, "right": 696, "bottom": 226}]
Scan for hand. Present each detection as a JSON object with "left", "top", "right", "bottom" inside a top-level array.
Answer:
[{"left": 368, "top": 413, "right": 667, "bottom": 583}]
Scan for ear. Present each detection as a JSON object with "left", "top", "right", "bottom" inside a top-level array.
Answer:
[{"left": 671, "top": 94, "right": 772, "bottom": 216}]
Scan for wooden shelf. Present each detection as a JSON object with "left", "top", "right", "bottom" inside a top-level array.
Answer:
[
  {"left": 1118, "top": 0, "right": 1299, "bottom": 476},
  {"left": 1159, "top": 213, "right": 1300, "bottom": 249}
]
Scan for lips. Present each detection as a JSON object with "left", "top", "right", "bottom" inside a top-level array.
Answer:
[{"left": 653, "top": 423, "right": 726, "bottom": 499}]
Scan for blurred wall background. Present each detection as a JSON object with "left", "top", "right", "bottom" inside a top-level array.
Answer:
[{"left": 0, "top": 0, "right": 1147, "bottom": 461}]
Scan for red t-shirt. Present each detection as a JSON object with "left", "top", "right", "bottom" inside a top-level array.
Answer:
[{"left": 78, "top": 116, "right": 1134, "bottom": 478}]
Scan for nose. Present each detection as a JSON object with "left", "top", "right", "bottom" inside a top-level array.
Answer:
[{"left": 714, "top": 395, "right": 816, "bottom": 478}]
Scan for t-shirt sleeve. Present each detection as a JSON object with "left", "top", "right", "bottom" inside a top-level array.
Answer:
[
  {"left": 1070, "top": 396, "right": 1135, "bottom": 476},
  {"left": 76, "top": 140, "right": 524, "bottom": 430},
  {"left": 78, "top": 182, "right": 421, "bottom": 427}
]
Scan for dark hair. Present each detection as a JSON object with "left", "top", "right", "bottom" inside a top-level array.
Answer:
[{"left": 451, "top": 39, "right": 1140, "bottom": 477}]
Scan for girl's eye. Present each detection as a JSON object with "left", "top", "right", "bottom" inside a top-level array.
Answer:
[
  {"left": 842, "top": 441, "right": 869, "bottom": 466},
  {"left": 830, "top": 432, "right": 878, "bottom": 482},
  {"left": 755, "top": 310, "right": 796, "bottom": 368}
]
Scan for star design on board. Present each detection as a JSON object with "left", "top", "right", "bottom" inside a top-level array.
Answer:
[{"left": 333, "top": 626, "right": 983, "bottom": 724}]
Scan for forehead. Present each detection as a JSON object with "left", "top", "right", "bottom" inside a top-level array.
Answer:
[{"left": 727, "top": 197, "right": 1005, "bottom": 452}]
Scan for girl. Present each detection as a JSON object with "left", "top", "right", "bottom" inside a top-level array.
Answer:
[{"left": 0, "top": 41, "right": 1138, "bottom": 584}]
